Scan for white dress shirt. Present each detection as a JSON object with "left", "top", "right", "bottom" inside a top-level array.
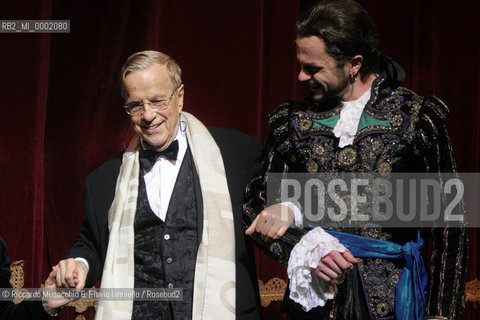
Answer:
[{"left": 143, "top": 125, "right": 188, "bottom": 221}]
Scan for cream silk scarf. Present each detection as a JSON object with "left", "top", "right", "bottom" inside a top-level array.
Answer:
[{"left": 95, "top": 112, "right": 236, "bottom": 320}]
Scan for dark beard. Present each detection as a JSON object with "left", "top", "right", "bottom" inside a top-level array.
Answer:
[
  {"left": 306, "top": 93, "right": 343, "bottom": 113},
  {"left": 306, "top": 67, "right": 349, "bottom": 112}
]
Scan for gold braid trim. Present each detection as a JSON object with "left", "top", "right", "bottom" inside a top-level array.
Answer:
[
  {"left": 9, "top": 260, "right": 97, "bottom": 315},
  {"left": 466, "top": 278, "right": 480, "bottom": 304},
  {"left": 9, "top": 260, "right": 24, "bottom": 304},
  {"left": 66, "top": 291, "right": 98, "bottom": 313},
  {"left": 258, "top": 277, "right": 287, "bottom": 307}
]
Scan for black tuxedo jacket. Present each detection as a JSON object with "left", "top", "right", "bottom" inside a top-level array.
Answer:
[{"left": 65, "top": 127, "right": 263, "bottom": 319}]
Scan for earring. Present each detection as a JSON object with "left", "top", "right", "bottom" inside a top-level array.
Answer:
[
  {"left": 179, "top": 120, "right": 187, "bottom": 132},
  {"left": 349, "top": 73, "right": 357, "bottom": 83}
]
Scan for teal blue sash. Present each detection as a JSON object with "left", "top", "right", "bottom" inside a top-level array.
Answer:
[{"left": 322, "top": 228, "right": 428, "bottom": 320}]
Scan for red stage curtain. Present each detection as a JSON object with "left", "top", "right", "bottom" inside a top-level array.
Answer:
[{"left": 0, "top": 1, "right": 478, "bottom": 319}]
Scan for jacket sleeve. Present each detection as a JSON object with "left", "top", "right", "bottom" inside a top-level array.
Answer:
[
  {"left": 243, "top": 106, "right": 309, "bottom": 267},
  {"left": 418, "top": 96, "right": 468, "bottom": 320},
  {"left": 63, "top": 155, "right": 122, "bottom": 288},
  {"left": 64, "top": 175, "right": 107, "bottom": 287}
]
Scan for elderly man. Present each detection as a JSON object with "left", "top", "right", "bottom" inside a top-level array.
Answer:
[
  {"left": 54, "top": 50, "right": 262, "bottom": 320},
  {"left": 244, "top": 0, "right": 467, "bottom": 319}
]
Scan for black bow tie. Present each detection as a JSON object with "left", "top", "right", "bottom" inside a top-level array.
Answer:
[{"left": 139, "top": 140, "right": 179, "bottom": 172}]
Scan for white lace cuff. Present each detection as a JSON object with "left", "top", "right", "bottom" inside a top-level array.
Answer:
[{"left": 287, "top": 227, "right": 347, "bottom": 311}]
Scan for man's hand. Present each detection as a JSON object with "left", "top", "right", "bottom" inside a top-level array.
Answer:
[
  {"left": 42, "top": 266, "right": 73, "bottom": 313},
  {"left": 245, "top": 204, "right": 294, "bottom": 240},
  {"left": 313, "top": 250, "right": 359, "bottom": 282},
  {"left": 55, "top": 258, "right": 87, "bottom": 290}
]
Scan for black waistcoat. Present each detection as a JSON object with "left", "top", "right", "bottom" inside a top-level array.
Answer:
[{"left": 132, "top": 147, "right": 198, "bottom": 320}]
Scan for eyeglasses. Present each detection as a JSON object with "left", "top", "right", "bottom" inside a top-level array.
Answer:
[{"left": 123, "top": 84, "right": 182, "bottom": 116}]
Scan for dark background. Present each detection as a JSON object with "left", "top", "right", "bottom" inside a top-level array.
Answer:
[{"left": 0, "top": 0, "right": 479, "bottom": 319}]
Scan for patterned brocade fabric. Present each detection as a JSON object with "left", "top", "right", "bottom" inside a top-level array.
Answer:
[
  {"left": 243, "top": 72, "right": 468, "bottom": 319},
  {"left": 133, "top": 148, "right": 198, "bottom": 320}
]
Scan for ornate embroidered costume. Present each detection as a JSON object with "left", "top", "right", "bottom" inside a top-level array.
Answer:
[{"left": 244, "top": 69, "right": 467, "bottom": 319}]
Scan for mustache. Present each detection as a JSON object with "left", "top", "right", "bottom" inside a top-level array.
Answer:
[
  {"left": 308, "top": 93, "right": 343, "bottom": 112},
  {"left": 308, "top": 80, "right": 322, "bottom": 90}
]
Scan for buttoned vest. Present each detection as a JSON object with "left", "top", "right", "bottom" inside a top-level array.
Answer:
[{"left": 132, "top": 147, "right": 198, "bottom": 320}]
